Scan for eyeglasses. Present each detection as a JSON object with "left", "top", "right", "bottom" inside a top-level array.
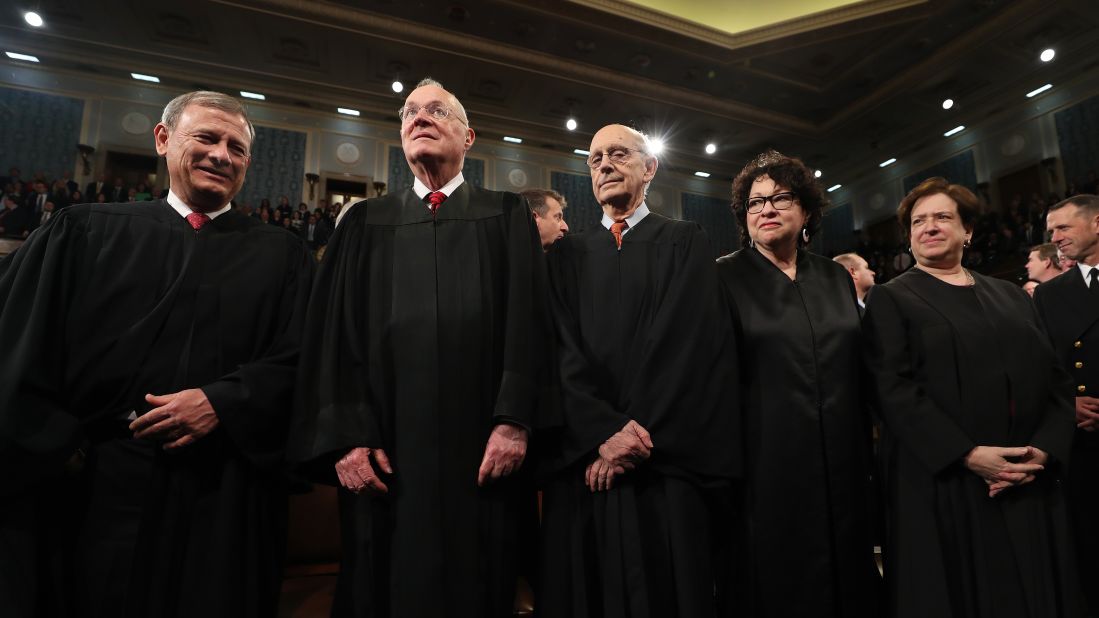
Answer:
[
  {"left": 586, "top": 147, "right": 641, "bottom": 170},
  {"left": 397, "top": 102, "right": 468, "bottom": 125},
  {"left": 744, "top": 191, "right": 797, "bottom": 214}
]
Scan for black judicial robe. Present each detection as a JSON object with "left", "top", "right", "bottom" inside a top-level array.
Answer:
[
  {"left": 289, "top": 184, "right": 552, "bottom": 618},
  {"left": 715, "top": 247, "right": 879, "bottom": 618},
  {"left": 865, "top": 269, "right": 1079, "bottom": 618},
  {"left": 540, "top": 214, "right": 740, "bottom": 618},
  {"left": 0, "top": 200, "right": 314, "bottom": 617}
]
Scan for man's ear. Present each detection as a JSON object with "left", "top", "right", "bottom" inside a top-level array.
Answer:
[{"left": 153, "top": 123, "right": 170, "bottom": 156}]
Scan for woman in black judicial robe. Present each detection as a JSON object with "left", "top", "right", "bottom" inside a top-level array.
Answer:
[
  {"left": 716, "top": 151, "right": 879, "bottom": 618},
  {"left": 863, "top": 178, "right": 1080, "bottom": 618}
]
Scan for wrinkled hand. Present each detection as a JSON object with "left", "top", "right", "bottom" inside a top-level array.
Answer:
[
  {"left": 335, "top": 447, "right": 393, "bottom": 494},
  {"left": 966, "top": 445, "right": 1046, "bottom": 498},
  {"left": 585, "top": 456, "right": 627, "bottom": 492},
  {"left": 477, "top": 424, "right": 528, "bottom": 486},
  {"left": 1076, "top": 396, "right": 1099, "bottom": 431},
  {"left": 130, "top": 389, "right": 219, "bottom": 450},
  {"left": 597, "top": 420, "right": 654, "bottom": 469}
]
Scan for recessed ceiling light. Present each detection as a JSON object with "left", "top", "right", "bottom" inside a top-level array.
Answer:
[
  {"left": 814, "top": 170, "right": 822, "bottom": 178},
  {"left": 574, "top": 148, "right": 590, "bottom": 156},
  {"left": 827, "top": 184, "right": 842, "bottom": 193},
  {"left": 503, "top": 136, "right": 522, "bottom": 144},
  {"left": 1040, "top": 48, "right": 1055, "bottom": 62},
  {"left": 240, "top": 91, "right": 265, "bottom": 100},
  {"left": 943, "top": 125, "right": 965, "bottom": 137},
  {"left": 879, "top": 158, "right": 897, "bottom": 168},
  {"left": 1026, "top": 84, "right": 1053, "bottom": 98},
  {"left": 131, "top": 73, "right": 160, "bottom": 83},
  {"left": 391, "top": 81, "right": 404, "bottom": 93},
  {"left": 337, "top": 107, "right": 360, "bottom": 116},
  {"left": 24, "top": 12, "right": 44, "bottom": 28},
  {"left": 695, "top": 171, "right": 711, "bottom": 178},
  {"left": 5, "top": 51, "right": 39, "bottom": 62},
  {"left": 942, "top": 98, "right": 954, "bottom": 110},
  {"left": 648, "top": 137, "right": 665, "bottom": 155},
  {"left": 566, "top": 118, "right": 578, "bottom": 131},
  {"left": 704, "top": 143, "right": 716, "bottom": 155}
]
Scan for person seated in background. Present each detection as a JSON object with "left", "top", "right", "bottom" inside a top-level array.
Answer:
[
  {"left": 521, "top": 188, "right": 569, "bottom": 251},
  {"left": 67, "top": 190, "right": 83, "bottom": 207},
  {"left": 29, "top": 200, "right": 56, "bottom": 231},
  {"left": 1026, "top": 242, "right": 1065, "bottom": 284},
  {"left": 0, "top": 194, "right": 32, "bottom": 237}
]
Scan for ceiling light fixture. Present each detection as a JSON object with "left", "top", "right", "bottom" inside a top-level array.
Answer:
[
  {"left": 1026, "top": 84, "right": 1053, "bottom": 98},
  {"left": 942, "top": 98, "right": 954, "bottom": 110},
  {"left": 240, "top": 91, "right": 265, "bottom": 100},
  {"left": 943, "top": 125, "right": 965, "bottom": 137},
  {"left": 827, "top": 184, "right": 842, "bottom": 193},
  {"left": 695, "top": 171, "right": 711, "bottom": 178},
  {"left": 23, "top": 12, "right": 44, "bottom": 27},
  {"left": 814, "top": 170, "right": 822, "bottom": 178},
  {"left": 566, "top": 118, "right": 578, "bottom": 131},
  {"left": 574, "top": 148, "right": 590, "bottom": 156},
  {"left": 1040, "top": 48, "right": 1055, "bottom": 62},
  {"left": 131, "top": 73, "right": 160, "bottom": 83},
  {"left": 879, "top": 158, "right": 897, "bottom": 168},
  {"left": 337, "top": 107, "right": 360, "bottom": 116},
  {"left": 648, "top": 137, "right": 665, "bottom": 155},
  {"left": 4, "top": 51, "right": 40, "bottom": 62},
  {"left": 391, "top": 81, "right": 404, "bottom": 93},
  {"left": 503, "top": 136, "right": 522, "bottom": 144},
  {"left": 704, "top": 143, "right": 716, "bottom": 155}
]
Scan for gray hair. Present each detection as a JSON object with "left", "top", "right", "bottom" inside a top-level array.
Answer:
[
  {"left": 161, "top": 91, "right": 256, "bottom": 144},
  {"left": 414, "top": 77, "right": 470, "bottom": 126}
]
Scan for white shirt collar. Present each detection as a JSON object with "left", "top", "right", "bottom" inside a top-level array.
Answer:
[
  {"left": 1078, "top": 262, "right": 1099, "bottom": 286},
  {"left": 167, "top": 190, "right": 231, "bottom": 221},
  {"left": 601, "top": 202, "right": 650, "bottom": 235},
  {"left": 413, "top": 171, "right": 465, "bottom": 205}
]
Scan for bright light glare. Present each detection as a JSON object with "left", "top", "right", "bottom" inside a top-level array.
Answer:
[
  {"left": 695, "top": 171, "right": 711, "bottom": 178},
  {"left": 392, "top": 81, "right": 404, "bottom": 93},
  {"left": 814, "top": 170, "right": 822, "bottom": 178},
  {"left": 574, "top": 149, "right": 590, "bottom": 156},
  {"left": 240, "top": 91, "right": 265, "bottom": 100},
  {"left": 942, "top": 98, "right": 954, "bottom": 110},
  {"left": 827, "top": 184, "right": 842, "bottom": 192},
  {"left": 5, "top": 51, "right": 39, "bottom": 62},
  {"left": 1040, "top": 48, "right": 1055, "bottom": 62},
  {"left": 566, "top": 118, "right": 578, "bottom": 131},
  {"left": 879, "top": 158, "right": 897, "bottom": 168},
  {"left": 943, "top": 125, "right": 965, "bottom": 137},
  {"left": 131, "top": 73, "right": 160, "bottom": 83},
  {"left": 24, "top": 12, "right": 44, "bottom": 27},
  {"left": 1026, "top": 84, "right": 1053, "bottom": 98},
  {"left": 705, "top": 143, "right": 716, "bottom": 155},
  {"left": 337, "top": 107, "right": 361, "bottom": 116},
  {"left": 648, "top": 137, "right": 665, "bottom": 155}
]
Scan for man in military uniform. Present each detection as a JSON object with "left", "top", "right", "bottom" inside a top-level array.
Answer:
[{"left": 1035, "top": 193, "right": 1099, "bottom": 615}]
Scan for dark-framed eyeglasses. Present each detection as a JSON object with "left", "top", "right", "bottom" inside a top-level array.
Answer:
[
  {"left": 586, "top": 147, "right": 641, "bottom": 170},
  {"left": 397, "top": 102, "right": 468, "bottom": 125},
  {"left": 744, "top": 191, "right": 797, "bottom": 214}
]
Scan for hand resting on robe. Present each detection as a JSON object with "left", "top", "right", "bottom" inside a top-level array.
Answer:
[
  {"left": 130, "top": 389, "right": 220, "bottom": 450},
  {"left": 477, "top": 423, "right": 528, "bottom": 487},
  {"left": 336, "top": 446, "right": 393, "bottom": 494},
  {"left": 964, "top": 445, "right": 1047, "bottom": 498},
  {"left": 1075, "top": 396, "right": 1099, "bottom": 431},
  {"left": 586, "top": 420, "right": 654, "bottom": 492}
]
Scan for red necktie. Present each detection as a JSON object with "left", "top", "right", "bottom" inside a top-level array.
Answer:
[
  {"left": 186, "top": 212, "right": 210, "bottom": 231},
  {"left": 426, "top": 191, "right": 446, "bottom": 216},
  {"left": 610, "top": 219, "right": 628, "bottom": 250}
]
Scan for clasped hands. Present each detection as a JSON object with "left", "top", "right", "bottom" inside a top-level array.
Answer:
[
  {"left": 964, "top": 445, "right": 1048, "bottom": 498},
  {"left": 585, "top": 419, "right": 653, "bottom": 492},
  {"left": 335, "top": 423, "right": 529, "bottom": 495},
  {"left": 129, "top": 389, "right": 219, "bottom": 450}
]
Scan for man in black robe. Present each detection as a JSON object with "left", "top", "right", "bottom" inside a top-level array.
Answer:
[
  {"left": 289, "top": 78, "right": 552, "bottom": 618},
  {"left": 1035, "top": 193, "right": 1099, "bottom": 615},
  {"left": 539, "top": 124, "right": 740, "bottom": 618},
  {"left": 0, "top": 91, "right": 314, "bottom": 617}
]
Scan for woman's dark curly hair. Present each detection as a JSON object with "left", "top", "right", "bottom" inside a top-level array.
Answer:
[{"left": 731, "top": 149, "right": 828, "bottom": 247}]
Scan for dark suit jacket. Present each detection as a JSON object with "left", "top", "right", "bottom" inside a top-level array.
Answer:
[
  {"left": 86, "top": 181, "right": 107, "bottom": 199},
  {"left": 0, "top": 205, "right": 33, "bottom": 237}
]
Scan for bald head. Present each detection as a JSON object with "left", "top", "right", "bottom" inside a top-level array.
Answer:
[
  {"left": 399, "top": 78, "right": 476, "bottom": 189},
  {"left": 588, "top": 124, "right": 659, "bottom": 216}
]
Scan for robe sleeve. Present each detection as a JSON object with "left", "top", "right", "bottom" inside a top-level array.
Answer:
[
  {"left": 201, "top": 237, "right": 315, "bottom": 470},
  {"left": 1022, "top": 290, "right": 1076, "bottom": 468},
  {"left": 862, "top": 284, "right": 975, "bottom": 475},
  {"left": 621, "top": 223, "right": 740, "bottom": 478},
  {"left": 492, "top": 194, "right": 558, "bottom": 432},
  {"left": 287, "top": 202, "right": 381, "bottom": 483},
  {"left": 0, "top": 212, "right": 87, "bottom": 496}
]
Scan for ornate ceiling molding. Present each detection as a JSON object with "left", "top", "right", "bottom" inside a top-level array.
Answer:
[{"left": 569, "top": 0, "right": 928, "bottom": 51}]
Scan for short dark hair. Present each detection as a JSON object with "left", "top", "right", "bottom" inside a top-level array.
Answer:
[
  {"left": 521, "top": 189, "right": 567, "bottom": 217},
  {"left": 1029, "top": 242, "right": 1061, "bottom": 269},
  {"left": 731, "top": 149, "right": 826, "bottom": 247},
  {"left": 1049, "top": 193, "right": 1099, "bottom": 216},
  {"left": 896, "top": 177, "right": 979, "bottom": 238}
]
